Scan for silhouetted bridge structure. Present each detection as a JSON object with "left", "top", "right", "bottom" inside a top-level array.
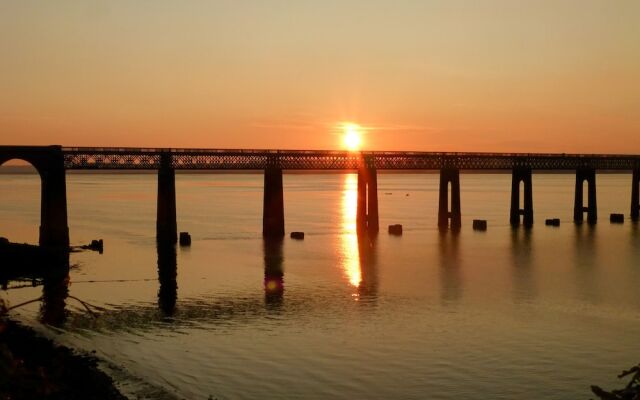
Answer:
[{"left": 1, "top": 145, "right": 639, "bottom": 247}]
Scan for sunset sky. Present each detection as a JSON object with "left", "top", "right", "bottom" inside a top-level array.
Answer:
[{"left": 1, "top": 1, "right": 638, "bottom": 152}]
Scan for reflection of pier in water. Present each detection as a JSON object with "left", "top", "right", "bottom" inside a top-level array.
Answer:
[
  {"left": 573, "top": 225, "right": 601, "bottom": 304},
  {"left": 438, "top": 232, "right": 461, "bottom": 305},
  {"left": 23, "top": 232, "right": 378, "bottom": 331},
  {"left": 39, "top": 267, "right": 70, "bottom": 327},
  {"left": 353, "top": 235, "right": 378, "bottom": 303},
  {"left": 340, "top": 174, "right": 379, "bottom": 304},
  {"left": 0, "top": 255, "right": 71, "bottom": 327},
  {"left": 510, "top": 228, "right": 537, "bottom": 303},
  {"left": 157, "top": 244, "right": 178, "bottom": 315},
  {"left": 263, "top": 238, "right": 284, "bottom": 307}
]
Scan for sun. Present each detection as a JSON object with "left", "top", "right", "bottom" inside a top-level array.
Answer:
[{"left": 342, "top": 123, "right": 362, "bottom": 151}]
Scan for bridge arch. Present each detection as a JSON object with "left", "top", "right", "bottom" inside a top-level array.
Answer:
[
  {"left": 0, "top": 156, "right": 47, "bottom": 178},
  {"left": 0, "top": 146, "right": 69, "bottom": 247},
  {"left": 0, "top": 159, "right": 42, "bottom": 243}
]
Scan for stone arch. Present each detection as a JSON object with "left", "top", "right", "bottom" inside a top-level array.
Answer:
[
  {"left": 0, "top": 146, "right": 69, "bottom": 246},
  {"left": 0, "top": 156, "right": 46, "bottom": 178},
  {"left": 0, "top": 158, "right": 42, "bottom": 244}
]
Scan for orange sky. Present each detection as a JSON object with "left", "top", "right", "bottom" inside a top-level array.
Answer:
[{"left": 1, "top": 1, "right": 638, "bottom": 153}]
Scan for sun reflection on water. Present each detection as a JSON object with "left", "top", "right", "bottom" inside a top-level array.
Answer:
[{"left": 341, "top": 174, "right": 361, "bottom": 288}]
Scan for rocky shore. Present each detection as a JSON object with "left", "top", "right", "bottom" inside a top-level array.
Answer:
[{"left": 0, "top": 318, "right": 126, "bottom": 400}]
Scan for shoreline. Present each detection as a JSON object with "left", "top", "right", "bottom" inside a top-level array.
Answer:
[{"left": 0, "top": 318, "right": 127, "bottom": 400}]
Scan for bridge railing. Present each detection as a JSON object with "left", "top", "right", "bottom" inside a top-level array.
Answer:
[{"left": 0, "top": 146, "right": 634, "bottom": 170}]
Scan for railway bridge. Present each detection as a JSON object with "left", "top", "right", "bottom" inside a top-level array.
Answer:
[{"left": 1, "top": 145, "right": 640, "bottom": 246}]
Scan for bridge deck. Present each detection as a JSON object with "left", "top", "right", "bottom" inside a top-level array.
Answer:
[
  {"left": 61, "top": 147, "right": 640, "bottom": 170},
  {"left": 1, "top": 146, "right": 640, "bottom": 170}
]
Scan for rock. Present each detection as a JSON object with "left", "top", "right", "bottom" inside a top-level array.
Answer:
[
  {"left": 388, "top": 224, "right": 403, "bottom": 235},
  {"left": 610, "top": 213, "right": 624, "bottom": 223},
  {"left": 0, "top": 320, "right": 127, "bottom": 399},
  {"left": 74, "top": 239, "right": 103, "bottom": 254},
  {"left": 545, "top": 218, "right": 561, "bottom": 227},
  {"left": 472, "top": 220, "right": 487, "bottom": 231},
  {"left": 179, "top": 232, "right": 192, "bottom": 246},
  {"left": 290, "top": 232, "right": 305, "bottom": 240}
]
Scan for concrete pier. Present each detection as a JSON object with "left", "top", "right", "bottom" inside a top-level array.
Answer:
[
  {"left": 367, "top": 168, "right": 379, "bottom": 234},
  {"left": 356, "top": 167, "right": 379, "bottom": 234},
  {"left": 510, "top": 168, "right": 533, "bottom": 227},
  {"left": 0, "top": 145, "right": 71, "bottom": 248},
  {"left": 357, "top": 168, "right": 366, "bottom": 232},
  {"left": 574, "top": 168, "right": 597, "bottom": 224},
  {"left": 263, "top": 167, "right": 285, "bottom": 237},
  {"left": 438, "top": 168, "right": 461, "bottom": 232},
  {"left": 39, "top": 152, "right": 70, "bottom": 247},
  {"left": 632, "top": 169, "right": 640, "bottom": 222},
  {"left": 356, "top": 168, "right": 380, "bottom": 235},
  {"left": 156, "top": 153, "right": 177, "bottom": 243}
]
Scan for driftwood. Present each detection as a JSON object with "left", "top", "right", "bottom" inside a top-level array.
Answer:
[{"left": 592, "top": 364, "right": 640, "bottom": 399}]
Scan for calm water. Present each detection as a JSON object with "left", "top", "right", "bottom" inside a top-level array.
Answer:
[{"left": 2, "top": 172, "right": 640, "bottom": 399}]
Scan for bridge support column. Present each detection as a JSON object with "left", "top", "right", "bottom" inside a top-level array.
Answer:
[
  {"left": 632, "top": 169, "right": 640, "bottom": 222},
  {"left": 263, "top": 168, "right": 285, "bottom": 237},
  {"left": 367, "top": 168, "right": 379, "bottom": 234},
  {"left": 438, "top": 168, "right": 461, "bottom": 232},
  {"left": 157, "top": 153, "right": 177, "bottom": 243},
  {"left": 39, "top": 155, "right": 69, "bottom": 247},
  {"left": 574, "top": 168, "right": 597, "bottom": 224},
  {"left": 510, "top": 168, "right": 533, "bottom": 228},
  {"left": 356, "top": 168, "right": 379, "bottom": 234}
]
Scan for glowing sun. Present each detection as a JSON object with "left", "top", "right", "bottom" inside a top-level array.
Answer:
[{"left": 342, "top": 123, "right": 363, "bottom": 151}]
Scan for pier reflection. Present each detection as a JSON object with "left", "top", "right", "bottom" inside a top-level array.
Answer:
[
  {"left": 354, "top": 234, "right": 379, "bottom": 303},
  {"left": 340, "top": 174, "right": 378, "bottom": 303},
  {"left": 573, "top": 224, "right": 599, "bottom": 303},
  {"left": 510, "top": 228, "right": 537, "bottom": 303},
  {"left": 157, "top": 244, "right": 178, "bottom": 315},
  {"left": 39, "top": 266, "right": 70, "bottom": 327},
  {"left": 263, "top": 238, "right": 284, "bottom": 307},
  {"left": 1, "top": 251, "right": 72, "bottom": 327},
  {"left": 438, "top": 231, "right": 461, "bottom": 305},
  {"left": 341, "top": 174, "right": 360, "bottom": 287}
]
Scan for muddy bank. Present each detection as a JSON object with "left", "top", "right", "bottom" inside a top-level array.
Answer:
[{"left": 0, "top": 318, "right": 127, "bottom": 400}]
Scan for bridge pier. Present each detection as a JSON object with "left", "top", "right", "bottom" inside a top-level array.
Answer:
[
  {"left": 510, "top": 168, "right": 533, "bottom": 227},
  {"left": 157, "top": 153, "right": 177, "bottom": 243},
  {"left": 438, "top": 168, "right": 461, "bottom": 232},
  {"left": 263, "top": 168, "right": 285, "bottom": 237},
  {"left": 39, "top": 150, "right": 70, "bottom": 247},
  {"left": 574, "top": 168, "right": 597, "bottom": 224},
  {"left": 632, "top": 169, "right": 640, "bottom": 222},
  {"left": 356, "top": 167, "right": 379, "bottom": 234}
]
